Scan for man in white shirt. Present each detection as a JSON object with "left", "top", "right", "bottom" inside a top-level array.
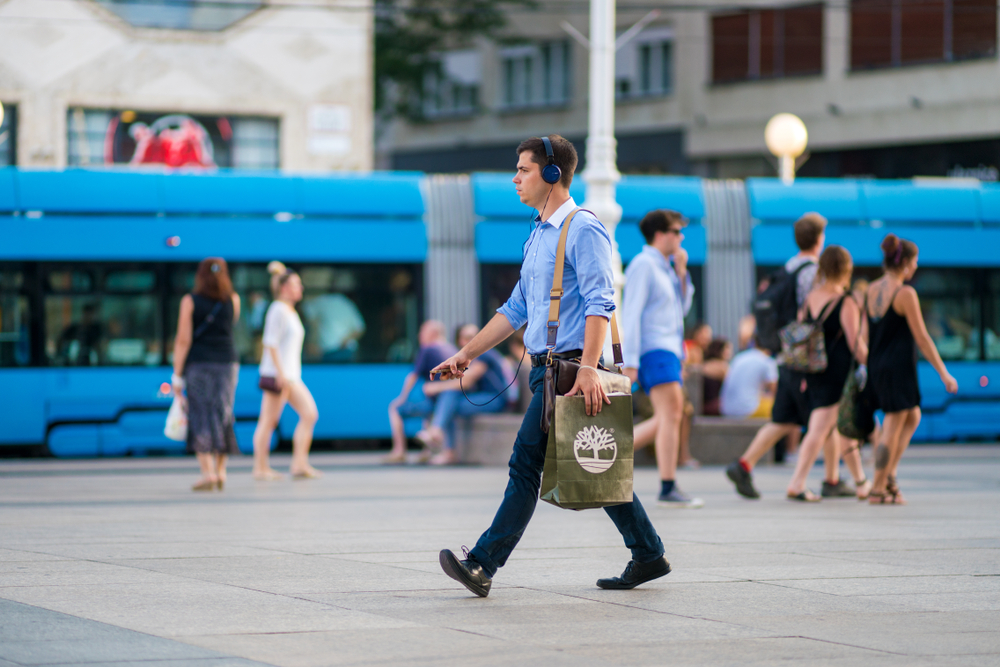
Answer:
[
  {"left": 720, "top": 341, "right": 779, "bottom": 418},
  {"left": 622, "top": 209, "right": 702, "bottom": 508}
]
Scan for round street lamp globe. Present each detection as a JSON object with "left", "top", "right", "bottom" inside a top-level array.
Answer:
[{"left": 765, "top": 113, "right": 808, "bottom": 158}]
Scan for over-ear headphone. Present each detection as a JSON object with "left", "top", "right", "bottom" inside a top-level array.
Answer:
[{"left": 541, "top": 136, "right": 562, "bottom": 185}]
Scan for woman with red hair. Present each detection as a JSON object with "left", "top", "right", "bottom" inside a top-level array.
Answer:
[{"left": 171, "top": 258, "right": 241, "bottom": 491}]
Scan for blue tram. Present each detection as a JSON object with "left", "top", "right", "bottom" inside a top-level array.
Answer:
[{"left": 0, "top": 167, "right": 996, "bottom": 455}]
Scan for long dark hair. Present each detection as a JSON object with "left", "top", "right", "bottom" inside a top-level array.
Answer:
[{"left": 193, "top": 257, "right": 233, "bottom": 301}]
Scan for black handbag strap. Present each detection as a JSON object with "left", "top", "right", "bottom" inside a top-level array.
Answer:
[
  {"left": 546, "top": 208, "right": 624, "bottom": 367},
  {"left": 192, "top": 300, "right": 223, "bottom": 341}
]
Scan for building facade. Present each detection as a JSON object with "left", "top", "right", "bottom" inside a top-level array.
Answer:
[
  {"left": 379, "top": 0, "right": 999, "bottom": 180},
  {"left": 0, "top": 0, "right": 373, "bottom": 171}
]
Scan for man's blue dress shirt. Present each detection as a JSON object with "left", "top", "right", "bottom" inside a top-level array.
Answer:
[
  {"left": 621, "top": 244, "right": 694, "bottom": 368},
  {"left": 497, "top": 197, "right": 616, "bottom": 355}
]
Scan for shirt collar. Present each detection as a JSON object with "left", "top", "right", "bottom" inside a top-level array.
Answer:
[
  {"left": 641, "top": 244, "right": 672, "bottom": 270},
  {"left": 536, "top": 197, "right": 577, "bottom": 229}
]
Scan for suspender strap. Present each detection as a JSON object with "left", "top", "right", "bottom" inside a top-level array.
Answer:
[{"left": 546, "top": 208, "right": 624, "bottom": 367}]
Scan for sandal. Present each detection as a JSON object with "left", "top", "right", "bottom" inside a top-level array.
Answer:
[
  {"left": 192, "top": 478, "right": 217, "bottom": 492},
  {"left": 887, "top": 475, "right": 906, "bottom": 504},
  {"left": 787, "top": 489, "right": 821, "bottom": 502},
  {"left": 868, "top": 489, "right": 904, "bottom": 505},
  {"left": 855, "top": 478, "right": 873, "bottom": 501},
  {"left": 291, "top": 467, "right": 321, "bottom": 479},
  {"left": 253, "top": 469, "right": 284, "bottom": 481},
  {"left": 381, "top": 453, "right": 407, "bottom": 465}
]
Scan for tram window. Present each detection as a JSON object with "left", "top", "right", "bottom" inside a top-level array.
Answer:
[
  {"left": 910, "top": 269, "right": 979, "bottom": 361},
  {"left": 0, "top": 269, "right": 31, "bottom": 367},
  {"left": 987, "top": 272, "right": 1000, "bottom": 361},
  {"left": 44, "top": 265, "right": 162, "bottom": 367},
  {"left": 168, "top": 263, "right": 418, "bottom": 365}
]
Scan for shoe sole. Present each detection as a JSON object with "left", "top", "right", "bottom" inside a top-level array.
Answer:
[
  {"left": 597, "top": 562, "right": 672, "bottom": 590},
  {"left": 725, "top": 466, "right": 760, "bottom": 499},
  {"left": 439, "top": 550, "right": 490, "bottom": 598},
  {"left": 657, "top": 499, "right": 705, "bottom": 508}
]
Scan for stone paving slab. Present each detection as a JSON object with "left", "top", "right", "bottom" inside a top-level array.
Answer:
[{"left": 0, "top": 446, "right": 998, "bottom": 666}]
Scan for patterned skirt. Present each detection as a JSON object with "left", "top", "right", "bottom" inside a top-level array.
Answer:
[{"left": 185, "top": 362, "right": 240, "bottom": 455}]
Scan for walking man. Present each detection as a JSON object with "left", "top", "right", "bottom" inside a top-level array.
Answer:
[
  {"left": 622, "top": 209, "right": 703, "bottom": 507},
  {"left": 725, "top": 213, "right": 826, "bottom": 498},
  {"left": 430, "top": 135, "right": 669, "bottom": 597}
]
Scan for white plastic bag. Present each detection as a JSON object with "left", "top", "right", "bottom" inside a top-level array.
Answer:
[{"left": 164, "top": 395, "right": 188, "bottom": 442}]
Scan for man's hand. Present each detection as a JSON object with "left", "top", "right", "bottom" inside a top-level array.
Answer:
[
  {"left": 430, "top": 350, "right": 472, "bottom": 381},
  {"left": 672, "top": 246, "right": 688, "bottom": 276},
  {"left": 565, "top": 366, "right": 611, "bottom": 416}
]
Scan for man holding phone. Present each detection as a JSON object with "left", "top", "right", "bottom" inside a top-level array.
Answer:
[{"left": 429, "top": 135, "right": 669, "bottom": 598}]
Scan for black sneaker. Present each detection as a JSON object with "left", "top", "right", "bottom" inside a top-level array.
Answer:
[
  {"left": 597, "top": 556, "right": 671, "bottom": 590},
  {"left": 821, "top": 479, "right": 856, "bottom": 497},
  {"left": 726, "top": 460, "right": 760, "bottom": 499},
  {"left": 439, "top": 548, "right": 491, "bottom": 598}
]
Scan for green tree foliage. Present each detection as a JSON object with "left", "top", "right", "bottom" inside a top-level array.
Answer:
[{"left": 375, "top": 0, "right": 535, "bottom": 117}]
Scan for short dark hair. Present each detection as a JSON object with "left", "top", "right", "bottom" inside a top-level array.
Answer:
[
  {"left": 639, "top": 209, "right": 687, "bottom": 244},
  {"left": 516, "top": 135, "right": 578, "bottom": 188},
  {"left": 793, "top": 212, "right": 827, "bottom": 251}
]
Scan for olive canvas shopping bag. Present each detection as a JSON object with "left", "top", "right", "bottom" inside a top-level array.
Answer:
[{"left": 538, "top": 209, "right": 634, "bottom": 510}]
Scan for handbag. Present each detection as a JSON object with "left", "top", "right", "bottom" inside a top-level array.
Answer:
[
  {"left": 837, "top": 295, "right": 875, "bottom": 439},
  {"left": 538, "top": 208, "right": 634, "bottom": 510},
  {"left": 778, "top": 295, "right": 842, "bottom": 373},
  {"left": 259, "top": 376, "right": 282, "bottom": 394}
]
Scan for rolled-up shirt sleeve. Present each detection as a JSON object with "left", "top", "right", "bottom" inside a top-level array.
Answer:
[
  {"left": 568, "top": 219, "right": 615, "bottom": 321},
  {"left": 681, "top": 271, "right": 694, "bottom": 317},
  {"left": 622, "top": 259, "right": 649, "bottom": 369},
  {"left": 497, "top": 279, "right": 528, "bottom": 331}
]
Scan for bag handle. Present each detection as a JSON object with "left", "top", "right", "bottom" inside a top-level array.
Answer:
[
  {"left": 193, "top": 300, "right": 224, "bottom": 341},
  {"left": 545, "top": 208, "right": 624, "bottom": 367}
]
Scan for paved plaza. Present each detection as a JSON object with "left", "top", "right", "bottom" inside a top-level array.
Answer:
[{"left": 1, "top": 446, "right": 998, "bottom": 667}]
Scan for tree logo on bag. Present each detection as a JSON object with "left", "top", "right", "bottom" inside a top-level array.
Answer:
[{"left": 573, "top": 425, "right": 617, "bottom": 473}]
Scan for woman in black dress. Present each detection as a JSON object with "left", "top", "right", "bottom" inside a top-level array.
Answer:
[
  {"left": 171, "top": 258, "right": 242, "bottom": 491},
  {"left": 786, "top": 246, "right": 869, "bottom": 501},
  {"left": 866, "top": 235, "right": 957, "bottom": 504}
]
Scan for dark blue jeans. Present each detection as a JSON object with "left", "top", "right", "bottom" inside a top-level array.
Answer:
[{"left": 468, "top": 365, "right": 664, "bottom": 578}]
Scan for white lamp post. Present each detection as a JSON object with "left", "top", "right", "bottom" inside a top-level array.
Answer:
[
  {"left": 582, "top": 0, "right": 624, "bottom": 294},
  {"left": 0, "top": 101, "right": 5, "bottom": 129},
  {"left": 765, "top": 113, "right": 808, "bottom": 185}
]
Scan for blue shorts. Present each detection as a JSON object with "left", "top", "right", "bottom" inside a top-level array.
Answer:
[{"left": 638, "top": 349, "right": 683, "bottom": 393}]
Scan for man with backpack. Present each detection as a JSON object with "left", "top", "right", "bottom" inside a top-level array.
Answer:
[{"left": 725, "top": 213, "right": 826, "bottom": 499}]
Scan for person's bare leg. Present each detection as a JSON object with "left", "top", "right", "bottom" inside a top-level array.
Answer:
[
  {"left": 196, "top": 452, "right": 217, "bottom": 484},
  {"left": 787, "top": 406, "right": 838, "bottom": 496},
  {"left": 215, "top": 453, "right": 227, "bottom": 487},
  {"left": 387, "top": 403, "right": 408, "bottom": 458},
  {"left": 287, "top": 382, "right": 319, "bottom": 476},
  {"left": 648, "top": 382, "right": 684, "bottom": 484},
  {"left": 785, "top": 428, "right": 800, "bottom": 456},
  {"left": 872, "top": 411, "right": 906, "bottom": 495},
  {"left": 891, "top": 407, "right": 921, "bottom": 478},
  {"left": 677, "top": 401, "right": 694, "bottom": 466},
  {"left": 633, "top": 417, "right": 658, "bottom": 450},
  {"left": 741, "top": 422, "right": 797, "bottom": 469},
  {"left": 823, "top": 430, "right": 840, "bottom": 484},
  {"left": 253, "top": 391, "right": 286, "bottom": 478}
]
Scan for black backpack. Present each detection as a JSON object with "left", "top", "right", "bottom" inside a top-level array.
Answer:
[{"left": 753, "top": 261, "right": 813, "bottom": 354}]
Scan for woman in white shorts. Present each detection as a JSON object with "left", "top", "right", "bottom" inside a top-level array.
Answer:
[{"left": 251, "top": 261, "right": 320, "bottom": 480}]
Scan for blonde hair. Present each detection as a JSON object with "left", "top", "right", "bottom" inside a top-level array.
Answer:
[{"left": 267, "top": 261, "right": 295, "bottom": 297}]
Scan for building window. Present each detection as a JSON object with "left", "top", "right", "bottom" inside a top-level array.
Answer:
[
  {"left": 617, "top": 27, "right": 674, "bottom": 99},
  {"left": 712, "top": 3, "right": 824, "bottom": 83},
  {"left": 67, "top": 109, "right": 279, "bottom": 169},
  {"left": 0, "top": 103, "right": 15, "bottom": 166},
  {"left": 500, "top": 41, "right": 571, "bottom": 110},
  {"left": 421, "top": 50, "right": 481, "bottom": 119},
  {"left": 851, "top": 0, "right": 997, "bottom": 70},
  {"left": 95, "top": 0, "right": 262, "bottom": 31}
]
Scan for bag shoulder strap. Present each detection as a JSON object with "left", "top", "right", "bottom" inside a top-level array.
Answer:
[
  {"left": 193, "top": 298, "right": 224, "bottom": 341},
  {"left": 546, "top": 208, "right": 624, "bottom": 367}
]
